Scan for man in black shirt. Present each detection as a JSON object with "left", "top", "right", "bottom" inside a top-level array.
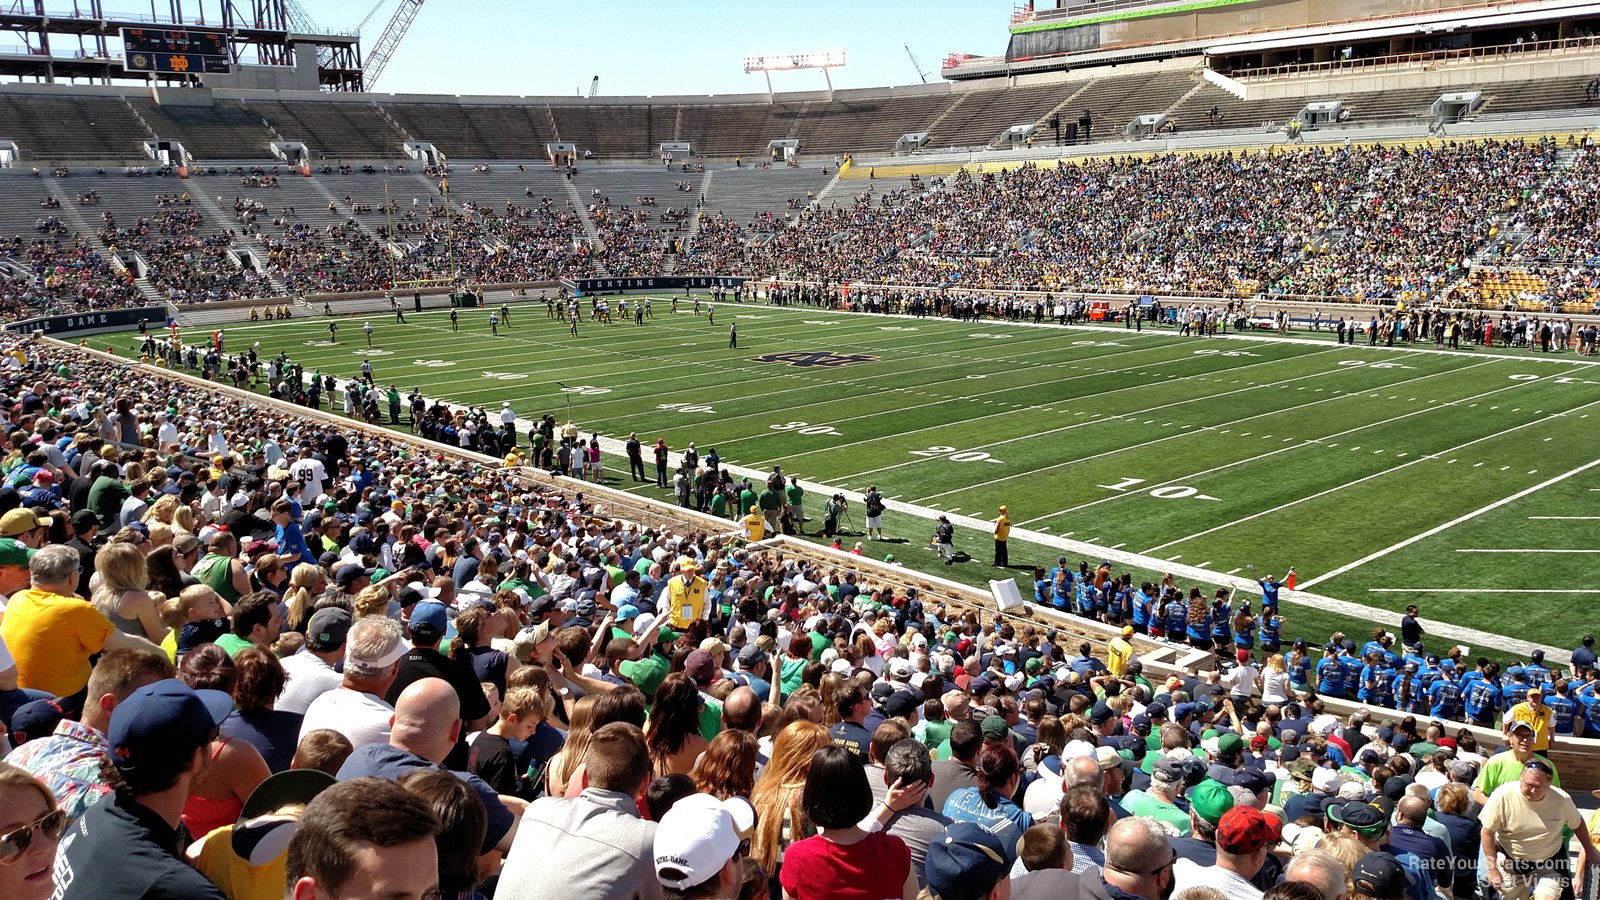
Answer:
[
  {"left": 385, "top": 599, "right": 491, "bottom": 770},
  {"left": 828, "top": 682, "right": 873, "bottom": 759},
  {"left": 65, "top": 509, "right": 99, "bottom": 597},
  {"left": 1400, "top": 605, "right": 1424, "bottom": 648},
  {"left": 55, "top": 679, "right": 231, "bottom": 899}
]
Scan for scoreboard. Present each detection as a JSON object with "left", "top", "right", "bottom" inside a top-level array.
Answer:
[{"left": 120, "top": 27, "right": 231, "bottom": 75}]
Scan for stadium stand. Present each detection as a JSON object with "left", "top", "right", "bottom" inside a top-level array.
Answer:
[
  {"left": 0, "top": 94, "right": 147, "bottom": 161},
  {"left": 128, "top": 98, "right": 276, "bottom": 161},
  {"left": 249, "top": 99, "right": 404, "bottom": 160}
]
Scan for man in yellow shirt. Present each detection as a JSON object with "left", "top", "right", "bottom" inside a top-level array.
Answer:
[
  {"left": 1108, "top": 625, "right": 1135, "bottom": 678},
  {"left": 665, "top": 558, "right": 709, "bottom": 630},
  {"left": 741, "top": 505, "right": 765, "bottom": 543},
  {"left": 1507, "top": 688, "right": 1556, "bottom": 752},
  {"left": 0, "top": 545, "right": 154, "bottom": 698},
  {"left": 993, "top": 505, "right": 1011, "bottom": 567}
]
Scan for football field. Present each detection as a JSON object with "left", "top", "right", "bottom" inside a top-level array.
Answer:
[{"left": 125, "top": 300, "right": 1600, "bottom": 656}]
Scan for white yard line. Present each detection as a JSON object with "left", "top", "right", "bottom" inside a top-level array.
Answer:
[
  {"left": 830, "top": 348, "right": 1345, "bottom": 483},
  {"left": 1004, "top": 355, "right": 1491, "bottom": 518},
  {"left": 1025, "top": 362, "right": 1534, "bottom": 530},
  {"left": 1298, "top": 456, "right": 1600, "bottom": 590},
  {"left": 1454, "top": 548, "right": 1600, "bottom": 554},
  {"left": 1368, "top": 588, "right": 1600, "bottom": 593},
  {"left": 1528, "top": 516, "right": 1600, "bottom": 520},
  {"left": 1140, "top": 390, "right": 1600, "bottom": 554}
]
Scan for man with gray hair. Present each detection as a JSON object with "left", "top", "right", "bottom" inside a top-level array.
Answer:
[
  {"left": 1084, "top": 816, "right": 1176, "bottom": 900},
  {"left": 299, "top": 614, "right": 405, "bottom": 748},
  {"left": 1286, "top": 848, "right": 1349, "bottom": 900},
  {"left": 1, "top": 544, "right": 157, "bottom": 699}
]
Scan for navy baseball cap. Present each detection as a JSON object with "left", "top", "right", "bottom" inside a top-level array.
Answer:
[
  {"left": 409, "top": 600, "right": 449, "bottom": 637},
  {"left": 1353, "top": 852, "right": 1414, "bottom": 900},
  {"left": 9, "top": 697, "right": 68, "bottom": 744},
  {"left": 109, "top": 679, "right": 233, "bottom": 772},
  {"left": 925, "top": 821, "right": 1014, "bottom": 900}
]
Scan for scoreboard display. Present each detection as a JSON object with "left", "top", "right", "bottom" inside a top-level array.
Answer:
[{"left": 120, "top": 27, "right": 231, "bottom": 75}]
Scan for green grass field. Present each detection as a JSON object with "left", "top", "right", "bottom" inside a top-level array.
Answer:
[{"left": 122, "top": 299, "right": 1600, "bottom": 656}]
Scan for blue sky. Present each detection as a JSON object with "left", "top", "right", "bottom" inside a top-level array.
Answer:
[{"left": 296, "top": 0, "right": 1016, "bottom": 97}]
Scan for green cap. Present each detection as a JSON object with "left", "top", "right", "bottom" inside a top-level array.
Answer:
[
  {"left": 1025, "top": 657, "right": 1043, "bottom": 672},
  {"left": 1190, "top": 779, "right": 1235, "bottom": 825},
  {"left": 981, "top": 716, "right": 1009, "bottom": 741},
  {"left": 883, "top": 553, "right": 896, "bottom": 562},
  {"left": 659, "top": 627, "right": 681, "bottom": 644},
  {"left": 0, "top": 537, "right": 34, "bottom": 567},
  {"left": 1217, "top": 733, "right": 1245, "bottom": 756},
  {"left": 371, "top": 568, "right": 391, "bottom": 582}
]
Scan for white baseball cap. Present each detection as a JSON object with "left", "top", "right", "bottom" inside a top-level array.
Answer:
[{"left": 653, "top": 794, "right": 755, "bottom": 891}]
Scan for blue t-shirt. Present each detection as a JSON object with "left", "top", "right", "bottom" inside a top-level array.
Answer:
[
  {"left": 1317, "top": 658, "right": 1346, "bottom": 696},
  {"left": 1259, "top": 579, "right": 1281, "bottom": 608}
]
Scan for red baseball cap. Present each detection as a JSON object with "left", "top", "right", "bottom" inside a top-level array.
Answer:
[{"left": 1216, "top": 806, "right": 1282, "bottom": 854}]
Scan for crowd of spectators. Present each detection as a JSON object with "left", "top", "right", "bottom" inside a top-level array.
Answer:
[
  {"left": 5, "top": 137, "right": 1600, "bottom": 320},
  {"left": 0, "top": 330, "right": 1595, "bottom": 900}
]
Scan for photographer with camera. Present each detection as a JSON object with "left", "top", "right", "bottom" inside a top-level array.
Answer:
[{"left": 824, "top": 493, "right": 847, "bottom": 538}]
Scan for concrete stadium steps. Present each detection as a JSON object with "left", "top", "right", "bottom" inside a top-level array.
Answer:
[
  {"left": 1166, "top": 82, "right": 1312, "bottom": 132},
  {"left": 381, "top": 103, "right": 555, "bottom": 159},
  {"left": 0, "top": 95, "right": 148, "bottom": 162},
  {"left": 576, "top": 167, "right": 705, "bottom": 234},
  {"left": 130, "top": 98, "right": 277, "bottom": 161},
  {"left": 256, "top": 174, "right": 402, "bottom": 237},
  {"left": 432, "top": 167, "right": 570, "bottom": 208},
  {"left": 789, "top": 93, "right": 957, "bottom": 157},
  {"left": 923, "top": 81, "right": 1076, "bottom": 150},
  {"left": 251, "top": 101, "right": 405, "bottom": 160},
  {"left": 1476, "top": 73, "right": 1600, "bottom": 116},
  {"left": 1076, "top": 71, "right": 1197, "bottom": 138},
  {"left": 549, "top": 103, "right": 674, "bottom": 160},
  {"left": 700, "top": 165, "right": 833, "bottom": 223},
  {"left": 1340, "top": 85, "right": 1465, "bottom": 124},
  {"left": 675, "top": 102, "right": 805, "bottom": 159}
]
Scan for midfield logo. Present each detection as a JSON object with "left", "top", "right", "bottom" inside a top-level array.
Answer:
[{"left": 751, "top": 351, "right": 878, "bottom": 369}]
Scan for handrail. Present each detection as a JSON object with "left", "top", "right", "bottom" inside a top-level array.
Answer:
[
  {"left": 1019, "top": 0, "right": 1521, "bottom": 28},
  {"left": 1226, "top": 34, "right": 1600, "bottom": 80}
]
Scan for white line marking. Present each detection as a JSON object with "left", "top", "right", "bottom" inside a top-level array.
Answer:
[
  {"left": 1455, "top": 549, "right": 1600, "bottom": 554},
  {"left": 1368, "top": 588, "right": 1600, "bottom": 593},
  {"left": 1166, "top": 554, "right": 1183, "bottom": 561},
  {"left": 1111, "top": 542, "right": 1127, "bottom": 550},
  {"left": 1226, "top": 568, "right": 1243, "bottom": 575},
  {"left": 1528, "top": 516, "right": 1600, "bottom": 520},
  {"left": 1298, "top": 456, "right": 1600, "bottom": 588}
]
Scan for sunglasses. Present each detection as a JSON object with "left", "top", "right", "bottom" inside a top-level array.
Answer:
[{"left": 0, "top": 808, "right": 68, "bottom": 865}]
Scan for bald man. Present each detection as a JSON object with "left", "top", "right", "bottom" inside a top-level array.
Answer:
[
  {"left": 721, "top": 686, "right": 762, "bottom": 734},
  {"left": 337, "top": 677, "right": 523, "bottom": 855},
  {"left": 1387, "top": 795, "right": 1449, "bottom": 875},
  {"left": 1084, "top": 817, "right": 1175, "bottom": 900}
]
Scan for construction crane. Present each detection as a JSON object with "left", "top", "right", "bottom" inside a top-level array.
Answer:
[
  {"left": 280, "top": 0, "right": 425, "bottom": 89},
  {"left": 905, "top": 44, "right": 930, "bottom": 84},
  {"left": 589, "top": 76, "right": 599, "bottom": 98},
  {"left": 363, "top": 0, "right": 426, "bottom": 88}
]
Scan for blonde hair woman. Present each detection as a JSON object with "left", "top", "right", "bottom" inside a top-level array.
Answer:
[
  {"left": 283, "top": 564, "right": 326, "bottom": 634},
  {"left": 750, "top": 720, "right": 831, "bottom": 875},
  {"left": 91, "top": 541, "right": 167, "bottom": 642},
  {"left": 545, "top": 695, "right": 597, "bottom": 798},
  {"left": 1261, "top": 653, "right": 1292, "bottom": 705},
  {"left": 142, "top": 493, "right": 180, "bottom": 526},
  {"left": 171, "top": 504, "right": 196, "bottom": 535}
]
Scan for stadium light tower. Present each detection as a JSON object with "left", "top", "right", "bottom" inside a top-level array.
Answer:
[{"left": 743, "top": 50, "right": 845, "bottom": 100}]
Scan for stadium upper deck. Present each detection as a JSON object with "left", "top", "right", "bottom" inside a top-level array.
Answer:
[{"left": 0, "top": 44, "right": 1594, "bottom": 166}]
